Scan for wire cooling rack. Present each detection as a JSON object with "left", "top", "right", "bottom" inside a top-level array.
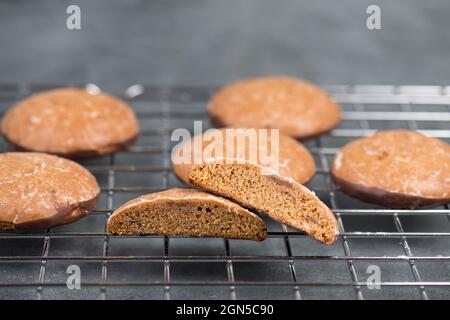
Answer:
[{"left": 0, "top": 84, "right": 449, "bottom": 300}]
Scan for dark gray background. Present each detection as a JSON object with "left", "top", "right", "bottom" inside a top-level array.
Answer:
[{"left": 1, "top": 0, "right": 449, "bottom": 91}]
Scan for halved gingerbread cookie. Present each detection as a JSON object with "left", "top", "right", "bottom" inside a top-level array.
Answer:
[
  {"left": 331, "top": 130, "right": 450, "bottom": 208},
  {"left": 172, "top": 128, "right": 338, "bottom": 244},
  {"left": 0, "top": 152, "right": 100, "bottom": 230},
  {"left": 107, "top": 188, "right": 267, "bottom": 241},
  {"left": 208, "top": 77, "right": 341, "bottom": 139},
  {"left": 1, "top": 88, "right": 139, "bottom": 157}
]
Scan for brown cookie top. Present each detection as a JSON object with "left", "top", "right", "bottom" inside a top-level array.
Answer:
[
  {"left": 208, "top": 77, "right": 341, "bottom": 138},
  {"left": 1, "top": 88, "right": 139, "bottom": 157},
  {"left": 0, "top": 152, "right": 100, "bottom": 230},
  {"left": 172, "top": 128, "right": 316, "bottom": 185},
  {"left": 107, "top": 188, "right": 267, "bottom": 241},
  {"left": 332, "top": 130, "right": 450, "bottom": 207}
]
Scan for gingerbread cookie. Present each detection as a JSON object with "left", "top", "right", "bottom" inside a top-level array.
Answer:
[
  {"left": 172, "top": 128, "right": 338, "bottom": 244},
  {"left": 0, "top": 152, "right": 100, "bottom": 230},
  {"left": 1, "top": 88, "right": 139, "bottom": 157},
  {"left": 173, "top": 128, "right": 316, "bottom": 185},
  {"left": 331, "top": 130, "right": 450, "bottom": 208},
  {"left": 107, "top": 188, "right": 267, "bottom": 241},
  {"left": 208, "top": 77, "right": 341, "bottom": 138}
]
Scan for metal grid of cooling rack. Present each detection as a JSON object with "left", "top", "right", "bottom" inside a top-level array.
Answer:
[{"left": 0, "top": 84, "right": 449, "bottom": 300}]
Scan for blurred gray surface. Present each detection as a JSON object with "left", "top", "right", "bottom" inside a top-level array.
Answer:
[
  {"left": 1, "top": 0, "right": 450, "bottom": 91},
  {"left": 0, "top": 0, "right": 450, "bottom": 300}
]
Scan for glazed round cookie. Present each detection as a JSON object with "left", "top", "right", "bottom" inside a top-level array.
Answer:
[
  {"left": 107, "top": 188, "right": 267, "bottom": 241},
  {"left": 173, "top": 128, "right": 316, "bottom": 185},
  {"left": 0, "top": 152, "right": 100, "bottom": 230},
  {"left": 172, "top": 128, "right": 339, "bottom": 244},
  {"left": 208, "top": 77, "right": 341, "bottom": 138},
  {"left": 1, "top": 88, "right": 139, "bottom": 157},
  {"left": 331, "top": 130, "right": 450, "bottom": 208}
]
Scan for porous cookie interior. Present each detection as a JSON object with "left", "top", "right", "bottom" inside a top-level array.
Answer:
[
  {"left": 107, "top": 200, "right": 267, "bottom": 241},
  {"left": 189, "top": 163, "right": 338, "bottom": 244}
]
